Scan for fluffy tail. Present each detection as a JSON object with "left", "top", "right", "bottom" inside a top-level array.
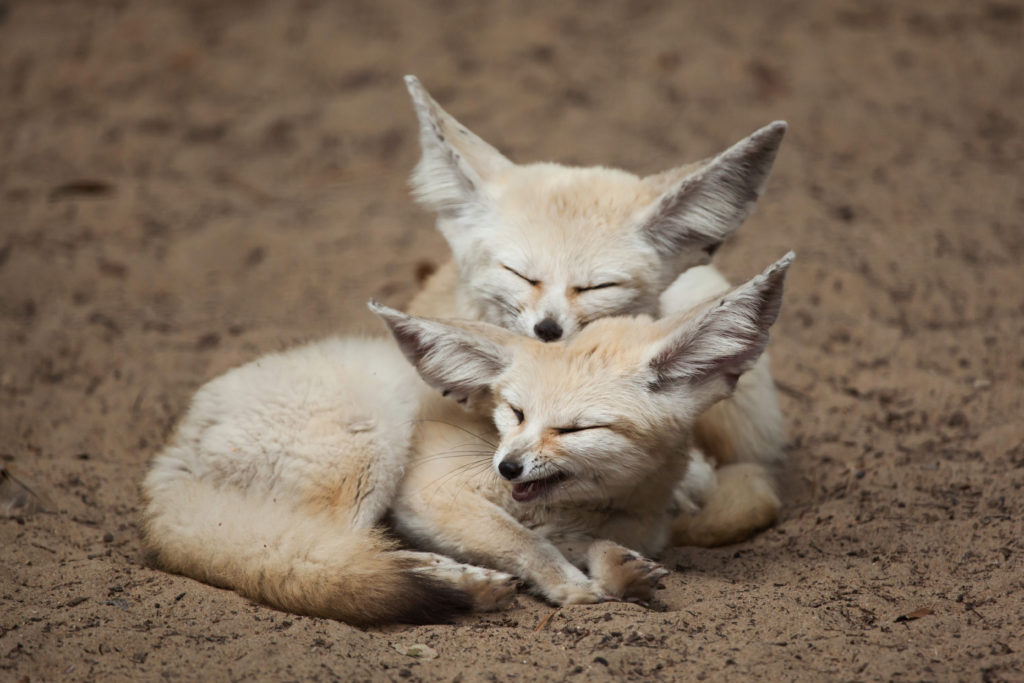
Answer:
[
  {"left": 141, "top": 475, "right": 471, "bottom": 625},
  {"left": 671, "top": 463, "right": 781, "bottom": 547}
]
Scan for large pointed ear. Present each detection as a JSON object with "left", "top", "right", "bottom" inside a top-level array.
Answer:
[
  {"left": 648, "top": 251, "right": 794, "bottom": 392},
  {"left": 636, "top": 121, "right": 787, "bottom": 261},
  {"left": 405, "top": 75, "right": 513, "bottom": 215},
  {"left": 370, "top": 301, "right": 514, "bottom": 399}
]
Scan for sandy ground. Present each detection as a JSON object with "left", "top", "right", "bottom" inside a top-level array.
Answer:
[{"left": 2, "top": 0, "right": 1023, "bottom": 680}]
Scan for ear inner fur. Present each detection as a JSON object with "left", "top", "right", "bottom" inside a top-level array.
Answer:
[
  {"left": 637, "top": 122, "right": 787, "bottom": 256},
  {"left": 405, "top": 75, "right": 513, "bottom": 214},
  {"left": 648, "top": 252, "right": 793, "bottom": 390},
  {"left": 369, "top": 301, "right": 512, "bottom": 396}
]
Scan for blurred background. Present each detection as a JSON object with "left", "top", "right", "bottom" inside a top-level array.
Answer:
[{"left": 4, "top": 0, "right": 1019, "bottom": 335}]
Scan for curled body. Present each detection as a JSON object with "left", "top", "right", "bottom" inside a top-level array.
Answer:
[
  {"left": 141, "top": 338, "right": 483, "bottom": 624},
  {"left": 142, "top": 254, "right": 793, "bottom": 623}
]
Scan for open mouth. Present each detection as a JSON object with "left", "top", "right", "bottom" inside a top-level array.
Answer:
[{"left": 511, "top": 471, "right": 570, "bottom": 503}]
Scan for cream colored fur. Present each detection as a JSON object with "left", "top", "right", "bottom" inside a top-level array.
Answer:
[
  {"left": 660, "top": 266, "right": 784, "bottom": 545},
  {"left": 403, "top": 76, "right": 787, "bottom": 546},
  {"left": 142, "top": 338, "right": 513, "bottom": 624},
  {"left": 142, "top": 255, "right": 793, "bottom": 622}
]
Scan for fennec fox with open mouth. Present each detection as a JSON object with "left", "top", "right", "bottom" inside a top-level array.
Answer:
[
  {"left": 403, "top": 76, "right": 789, "bottom": 546},
  {"left": 142, "top": 254, "right": 792, "bottom": 623}
]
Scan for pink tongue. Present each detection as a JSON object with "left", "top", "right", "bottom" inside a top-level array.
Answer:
[{"left": 512, "top": 481, "right": 542, "bottom": 502}]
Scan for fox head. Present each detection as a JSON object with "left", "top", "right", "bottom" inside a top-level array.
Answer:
[
  {"left": 372, "top": 252, "right": 793, "bottom": 507},
  {"left": 405, "top": 75, "right": 787, "bottom": 343}
]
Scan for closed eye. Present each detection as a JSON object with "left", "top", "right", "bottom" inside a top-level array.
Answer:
[
  {"left": 574, "top": 282, "right": 619, "bottom": 293},
  {"left": 502, "top": 264, "right": 539, "bottom": 286},
  {"left": 555, "top": 425, "right": 609, "bottom": 435}
]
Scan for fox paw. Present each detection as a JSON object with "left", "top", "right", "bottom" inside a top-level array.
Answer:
[
  {"left": 588, "top": 541, "right": 669, "bottom": 601},
  {"left": 403, "top": 552, "right": 517, "bottom": 612},
  {"left": 457, "top": 565, "right": 518, "bottom": 612}
]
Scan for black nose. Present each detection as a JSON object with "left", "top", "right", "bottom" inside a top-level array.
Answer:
[
  {"left": 533, "top": 318, "right": 562, "bottom": 342},
  {"left": 498, "top": 460, "right": 523, "bottom": 480}
]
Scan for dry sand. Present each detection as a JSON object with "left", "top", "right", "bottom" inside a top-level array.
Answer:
[{"left": 2, "top": 0, "right": 1022, "bottom": 680}]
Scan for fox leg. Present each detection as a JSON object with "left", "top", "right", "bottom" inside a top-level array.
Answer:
[
  {"left": 670, "top": 462, "right": 781, "bottom": 547},
  {"left": 392, "top": 491, "right": 607, "bottom": 606},
  {"left": 667, "top": 357, "right": 784, "bottom": 547},
  {"left": 391, "top": 550, "right": 518, "bottom": 612}
]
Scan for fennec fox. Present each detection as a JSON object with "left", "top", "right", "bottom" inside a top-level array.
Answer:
[
  {"left": 403, "top": 76, "right": 788, "bottom": 546},
  {"left": 142, "top": 254, "right": 793, "bottom": 623}
]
